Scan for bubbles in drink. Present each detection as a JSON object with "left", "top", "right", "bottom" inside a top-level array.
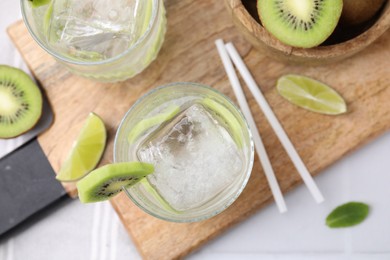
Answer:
[{"left": 137, "top": 104, "right": 244, "bottom": 211}]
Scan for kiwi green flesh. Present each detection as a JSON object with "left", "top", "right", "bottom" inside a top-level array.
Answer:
[
  {"left": 257, "top": 0, "right": 343, "bottom": 48},
  {"left": 28, "top": 0, "right": 51, "bottom": 8},
  {"left": 77, "top": 162, "right": 154, "bottom": 203},
  {"left": 0, "top": 65, "right": 43, "bottom": 139}
]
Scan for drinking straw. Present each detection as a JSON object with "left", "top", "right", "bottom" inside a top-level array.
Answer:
[
  {"left": 224, "top": 42, "right": 324, "bottom": 204},
  {"left": 215, "top": 39, "right": 287, "bottom": 213}
]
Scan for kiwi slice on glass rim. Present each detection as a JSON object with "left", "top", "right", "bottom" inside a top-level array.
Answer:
[
  {"left": 257, "top": 0, "right": 343, "bottom": 48},
  {"left": 0, "top": 65, "right": 42, "bottom": 139},
  {"left": 77, "top": 162, "right": 154, "bottom": 203}
]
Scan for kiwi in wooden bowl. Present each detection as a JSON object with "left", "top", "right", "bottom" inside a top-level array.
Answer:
[{"left": 224, "top": 0, "right": 390, "bottom": 65}]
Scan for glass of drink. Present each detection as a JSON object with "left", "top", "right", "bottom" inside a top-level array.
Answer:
[
  {"left": 21, "top": 0, "right": 166, "bottom": 82},
  {"left": 114, "top": 82, "right": 254, "bottom": 222}
]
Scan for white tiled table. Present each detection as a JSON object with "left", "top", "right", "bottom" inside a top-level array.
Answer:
[{"left": 1, "top": 2, "right": 389, "bottom": 260}]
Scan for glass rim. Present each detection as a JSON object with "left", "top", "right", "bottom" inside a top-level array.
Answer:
[
  {"left": 113, "top": 82, "right": 255, "bottom": 222},
  {"left": 20, "top": 0, "right": 160, "bottom": 66}
]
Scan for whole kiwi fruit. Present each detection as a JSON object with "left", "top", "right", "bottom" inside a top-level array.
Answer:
[{"left": 341, "top": 0, "right": 386, "bottom": 26}]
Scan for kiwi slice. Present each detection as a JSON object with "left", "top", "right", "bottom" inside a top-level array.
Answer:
[
  {"left": 0, "top": 65, "right": 43, "bottom": 139},
  {"left": 201, "top": 98, "right": 244, "bottom": 148},
  {"left": 127, "top": 104, "right": 180, "bottom": 144},
  {"left": 77, "top": 162, "right": 154, "bottom": 203},
  {"left": 257, "top": 0, "right": 343, "bottom": 48},
  {"left": 28, "top": 0, "right": 51, "bottom": 8}
]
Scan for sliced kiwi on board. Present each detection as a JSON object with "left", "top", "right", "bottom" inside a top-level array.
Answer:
[
  {"left": 0, "top": 65, "right": 42, "bottom": 139},
  {"left": 28, "top": 0, "right": 51, "bottom": 8},
  {"left": 127, "top": 104, "right": 180, "bottom": 144},
  {"left": 201, "top": 98, "right": 244, "bottom": 148},
  {"left": 257, "top": 0, "right": 343, "bottom": 48},
  {"left": 77, "top": 162, "right": 154, "bottom": 203}
]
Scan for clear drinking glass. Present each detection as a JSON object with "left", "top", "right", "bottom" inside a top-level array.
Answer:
[
  {"left": 21, "top": 0, "right": 166, "bottom": 82},
  {"left": 114, "top": 82, "right": 254, "bottom": 222}
]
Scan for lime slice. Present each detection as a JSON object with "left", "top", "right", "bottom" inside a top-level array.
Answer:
[
  {"left": 201, "top": 98, "right": 243, "bottom": 148},
  {"left": 56, "top": 113, "right": 107, "bottom": 182},
  {"left": 77, "top": 162, "right": 154, "bottom": 203},
  {"left": 127, "top": 104, "right": 180, "bottom": 144},
  {"left": 277, "top": 74, "right": 347, "bottom": 115}
]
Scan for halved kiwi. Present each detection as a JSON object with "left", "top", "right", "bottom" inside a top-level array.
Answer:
[
  {"left": 0, "top": 65, "right": 43, "bottom": 139},
  {"left": 77, "top": 162, "right": 154, "bottom": 203},
  {"left": 257, "top": 0, "right": 343, "bottom": 48}
]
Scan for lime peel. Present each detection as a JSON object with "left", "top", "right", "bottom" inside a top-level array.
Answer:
[
  {"left": 127, "top": 104, "right": 180, "bottom": 144},
  {"left": 201, "top": 98, "right": 243, "bottom": 148},
  {"left": 277, "top": 74, "right": 347, "bottom": 115},
  {"left": 139, "top": 178, "right": 179, "bottom": 213}
]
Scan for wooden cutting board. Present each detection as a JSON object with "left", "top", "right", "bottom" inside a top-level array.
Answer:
[{"left": 8, "top": 0, "right": 390, "bottom": 259}]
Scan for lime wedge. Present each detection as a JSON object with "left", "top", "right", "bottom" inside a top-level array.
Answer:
[
  {"left": 127, "top": 104, "right": 180, "bottom": 144},
  {"left": 56, "top": 113, "right": 107, "bottom": 182},
  {"left": 277, "top": 74, "right": 347, "bottom": 115}
]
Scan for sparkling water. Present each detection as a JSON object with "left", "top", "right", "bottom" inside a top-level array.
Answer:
[
  {"left": 45, "top": 0, "right": 151, "bottom": 60},
  {"left": 137, "top": 104, "right": 244, "bottom": 211}
]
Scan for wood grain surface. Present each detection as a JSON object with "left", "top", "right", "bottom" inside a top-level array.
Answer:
[{"left": 8, "top": 0, "right": 390, "bottom": 259}]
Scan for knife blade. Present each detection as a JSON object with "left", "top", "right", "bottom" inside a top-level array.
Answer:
[{"left": 0, "top": 138, "right": 68, "bottom": 237}]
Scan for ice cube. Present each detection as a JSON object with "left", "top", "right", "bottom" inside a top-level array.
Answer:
[
  {"left": 47, "top": 0, "right": 149, "bottom": 60},
  {"left": 137, "top": 104, "right": 244, "bottom": 211}
]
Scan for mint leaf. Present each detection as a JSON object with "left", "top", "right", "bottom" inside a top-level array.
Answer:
[{"left": 326, "top": 202, "right": 369, "bottom": 228}]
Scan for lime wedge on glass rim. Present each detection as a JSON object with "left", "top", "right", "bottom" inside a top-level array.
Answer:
[
  {"left": 277, "top": 74, "right": 347, "bottom": 115},
  {"left": 56, "top": 113, "right": 107, "bottom": 182}
]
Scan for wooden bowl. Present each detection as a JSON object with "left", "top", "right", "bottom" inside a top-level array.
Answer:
[{"left": 224, "top": 0, "right": 390, "bottom": 65}]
